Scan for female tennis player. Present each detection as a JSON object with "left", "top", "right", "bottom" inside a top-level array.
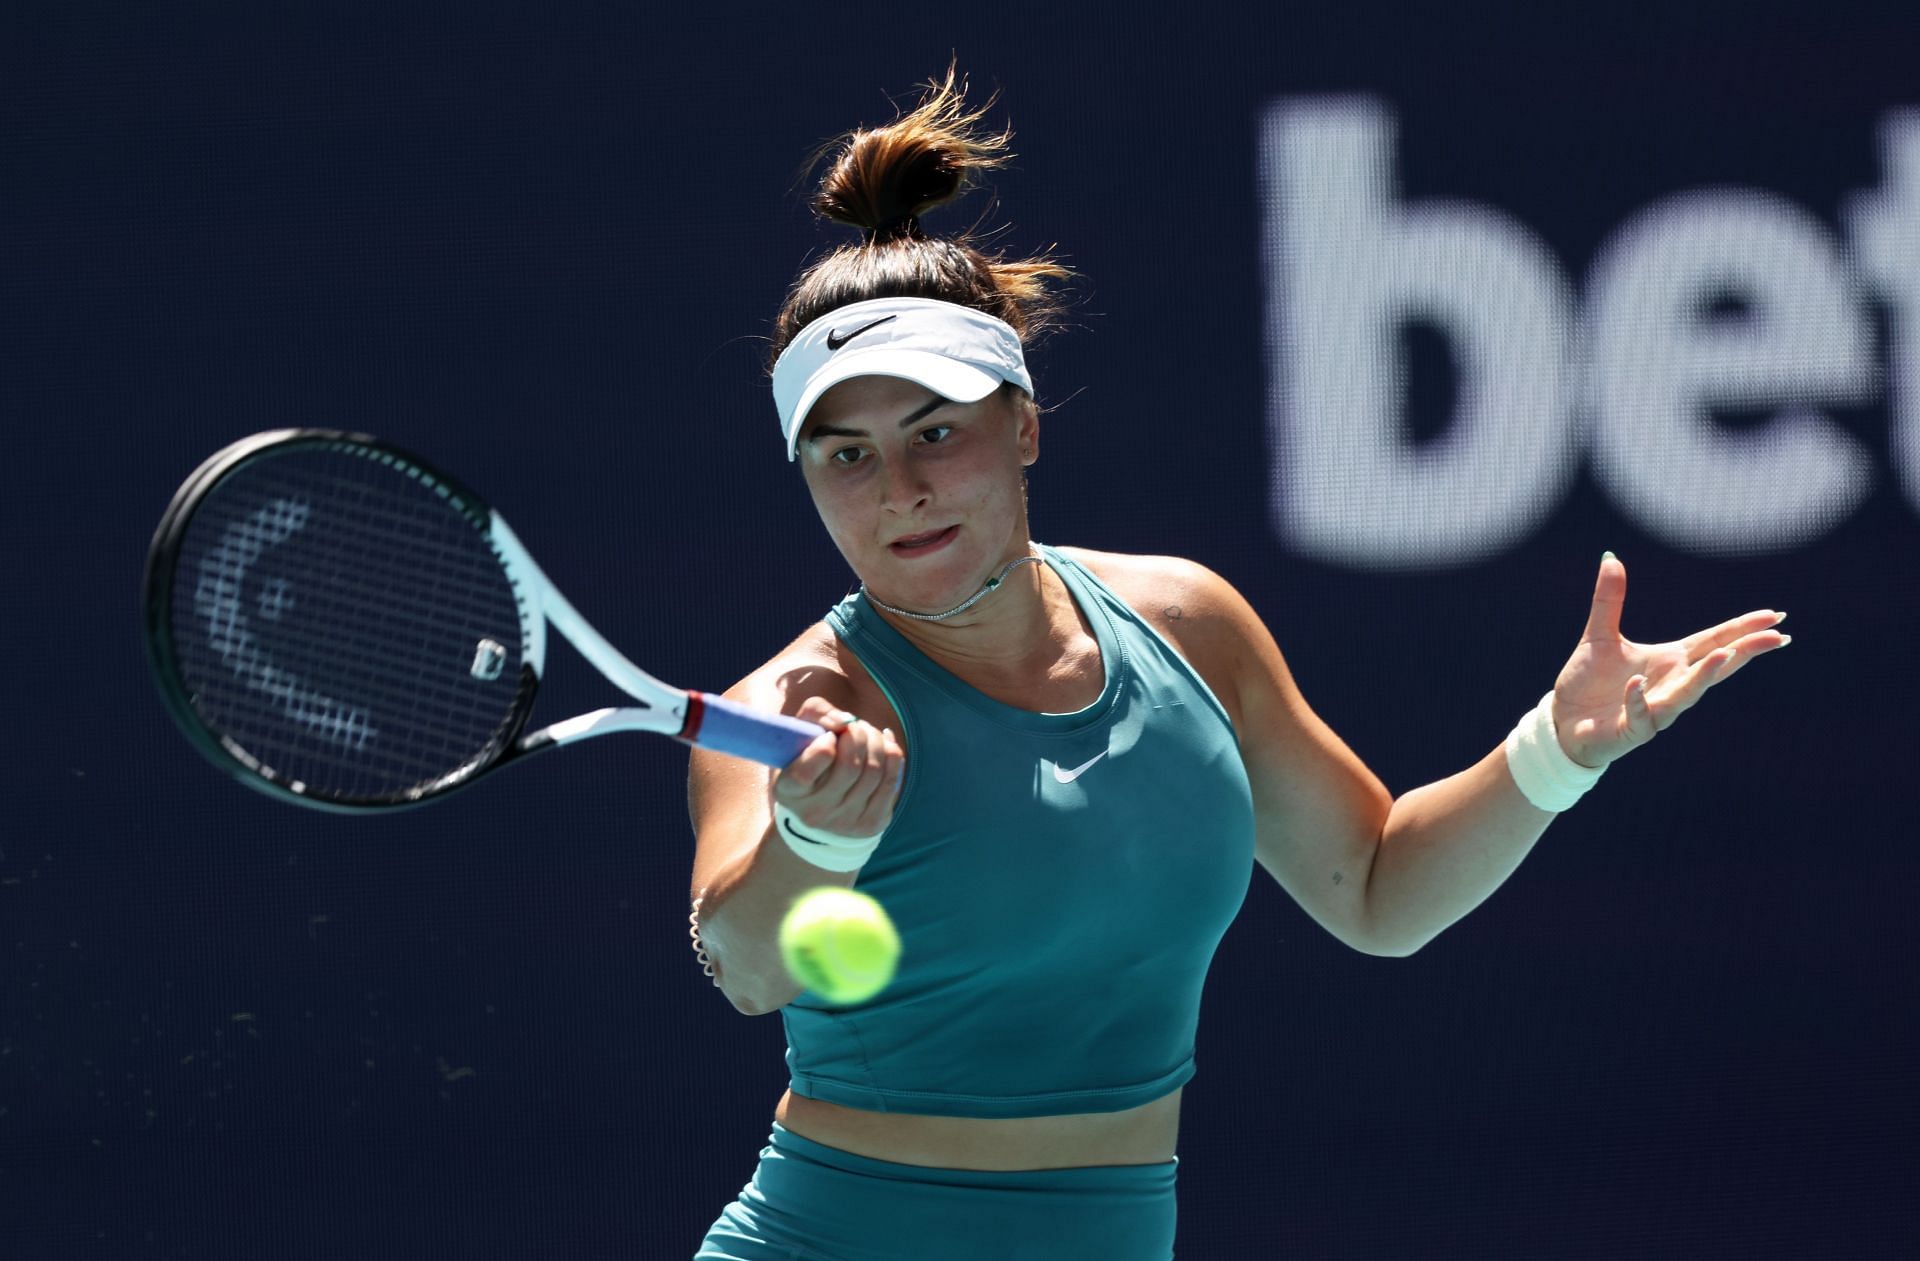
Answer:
[{"left": 686, "top": 71, "right": 1789, "bottom": 1260}]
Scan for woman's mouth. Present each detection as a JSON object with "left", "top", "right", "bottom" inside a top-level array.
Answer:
[{"left": 889, "top": 525, "right": 959, "bottom": 557}]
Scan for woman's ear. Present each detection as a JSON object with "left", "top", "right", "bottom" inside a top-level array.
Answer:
[{"left": 1015, "top": 391, "right": 1040, "bottom": 466}]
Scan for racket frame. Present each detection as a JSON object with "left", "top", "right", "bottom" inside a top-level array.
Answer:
[{"left": 145, "top": 429, "right": 819, "bottom": 814}]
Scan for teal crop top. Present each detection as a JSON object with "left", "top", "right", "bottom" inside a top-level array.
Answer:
[{"left": 781, "top": 544, "right": 1256, "bottom": 1119}]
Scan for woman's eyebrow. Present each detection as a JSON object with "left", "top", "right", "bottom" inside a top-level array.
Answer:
[
  {"left": 806, "top": 396, "right": 951, "bottom": 444},
  {"left": 894, "top": 396, "right": 951, "bottom": 428}
]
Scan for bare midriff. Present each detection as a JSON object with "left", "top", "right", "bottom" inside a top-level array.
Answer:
[{"left": 773, "top": 1085, "right": 1182, "bottom": 1171}]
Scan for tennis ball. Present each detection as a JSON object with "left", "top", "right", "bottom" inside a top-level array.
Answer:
[{"left": 779, "top": 887, "right": 901, "bottom": 1006}]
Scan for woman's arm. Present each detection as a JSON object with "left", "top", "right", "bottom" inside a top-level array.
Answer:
[
  {"left": 689, "top": 642, "right": 905, "bottom": 1014},
  {"left": 1149, "top": 554, "right": 1786, "bottom": 957},
  {"left": 1165, "top": 565, "right": 1398, "bottom": 954}
]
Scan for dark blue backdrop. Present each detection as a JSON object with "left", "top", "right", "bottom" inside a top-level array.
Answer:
[{"left": 4, "top": 3, "right": 1914, "bottom": 1257}]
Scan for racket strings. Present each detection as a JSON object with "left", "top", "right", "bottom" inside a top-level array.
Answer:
[
  {"left": 180, "top": 595, "right": 515, "bottom": 795},
  {"left": 167, "top": 445, "right": 531, "bottom": 802},
  {"left": 179, "top": 543, "right": 517, "bottom": 793},
  {"left": 202, "top": 470, "right": 523, "bottom": 615},
  {"left": 193, "top": 540, "right": 519, "bottom": 681}
]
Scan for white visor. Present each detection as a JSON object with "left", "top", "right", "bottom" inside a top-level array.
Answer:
[{"left": 772, "top": 297, "right": 1032, "bottom": 460}]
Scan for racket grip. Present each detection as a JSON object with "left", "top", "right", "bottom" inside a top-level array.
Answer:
[{"left": 682, "top": 692, "right": 822, "bottom": 768}]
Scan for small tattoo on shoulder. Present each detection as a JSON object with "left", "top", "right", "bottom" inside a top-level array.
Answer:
[
  {"left": 1332, "top": 871, "right": 1345, "bottom": 885},
  {"left": 1164, "top": 605, "right": 1183, "bottom": 620}
]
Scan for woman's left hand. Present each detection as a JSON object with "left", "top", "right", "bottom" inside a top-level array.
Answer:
[{"left": 1551, "top": 553, "right": 1791, "bottom": 769}]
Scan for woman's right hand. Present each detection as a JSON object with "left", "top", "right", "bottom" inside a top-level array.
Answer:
[{"left": 771, "top": 695, "right": 906, "bottom": 839}]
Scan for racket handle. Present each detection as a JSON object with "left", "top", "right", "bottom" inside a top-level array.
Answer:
[{"left": 682, "top": 692, "right": 822, "bottom": 768}]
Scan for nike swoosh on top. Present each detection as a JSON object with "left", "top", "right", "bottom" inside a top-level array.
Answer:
[
  {"left": 826, "top": 314, "right": 898, "bottom": 351},
  {"left": 1051, "top": 751, "right": 1108, "bottom": 784}
]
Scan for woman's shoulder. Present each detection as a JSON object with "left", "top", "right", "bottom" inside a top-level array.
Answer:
[
  {"left": 1051, "top": 545, "right": 1243, "bottom": 626},
  {"left": 1052, "top": 546, "right": 1262, "bottom": 717}
]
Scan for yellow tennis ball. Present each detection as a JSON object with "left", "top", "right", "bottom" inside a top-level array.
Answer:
[{"left": 779, "top": 887, "right": 901, "bottom": 1006}]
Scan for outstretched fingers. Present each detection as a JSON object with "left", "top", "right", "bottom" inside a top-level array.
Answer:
[
  {"left": 1712, "top": 627, "right": 1794, "bottom": 681},
  {"left": 1684, "top": 609, "right": 1787, "bottom": 663},
  {"left": 1581, "top": 552, "right": 1628, "bottom": 644},
  {"left": 1645, "top": 645, "right": 1742, "bottom": 729}
]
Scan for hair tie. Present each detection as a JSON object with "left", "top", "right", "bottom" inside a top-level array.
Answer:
[{"left": 866, "top": 213, "right": 920, "bottom": 244}]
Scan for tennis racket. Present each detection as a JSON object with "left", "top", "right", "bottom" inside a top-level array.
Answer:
[{"left": 143, "top": 429, "right": 822, "bottom": 813}]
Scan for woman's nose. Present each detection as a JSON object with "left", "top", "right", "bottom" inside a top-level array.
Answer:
[{"left": 879, "top": 458, "right": 929, "bottom": 512}]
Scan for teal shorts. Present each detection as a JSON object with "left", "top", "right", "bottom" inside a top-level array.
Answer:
[{"left": 695, "top": 1122, "right": 1179, "bottom": 1260}]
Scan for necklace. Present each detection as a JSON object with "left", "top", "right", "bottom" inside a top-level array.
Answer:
[{"left": 861, "top": 548, "right": 1044, "bottom": 622}]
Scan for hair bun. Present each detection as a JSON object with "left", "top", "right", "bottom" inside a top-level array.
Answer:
[
  {"left": 812, "top": 68, "right": 1010, "bottom": 242},
  {"left": 769, "top": 67, "right": 1072, "bottom": 368}
]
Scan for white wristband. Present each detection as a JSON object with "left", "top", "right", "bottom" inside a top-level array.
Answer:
[
  {"left": 773, "top": 802, "right": 886, "bottom": 872},
  {"left": 1503, "top": 691, "right": 1606, "bottom": 813}
]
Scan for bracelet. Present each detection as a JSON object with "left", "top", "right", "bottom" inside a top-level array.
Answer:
[
  {"left": 1503, "top": 691, "right": 1606, "bottom": 812},
  {"left": 688, "top": 895, "right": 720, "bottom": 987},
  {"left": 773, "top": 802, "right": 886, "bottom": 872}
]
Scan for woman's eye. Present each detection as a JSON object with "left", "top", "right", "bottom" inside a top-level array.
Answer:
[
  {"left": 918, "top": 425, "right": 953, "bottom": 444},
  {"left": 830, "top": 446, "right": 867, "bottom": 466}
]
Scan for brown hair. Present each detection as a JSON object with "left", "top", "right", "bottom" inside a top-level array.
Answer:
[{"left": 768, "top": 68, "right": 1072, "bottom": 372}]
